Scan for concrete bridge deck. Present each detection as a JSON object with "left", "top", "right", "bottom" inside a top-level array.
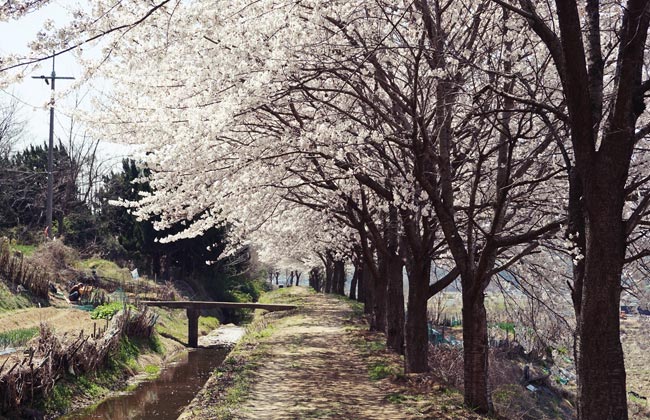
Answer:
[{"left": 141, "top": 300, "right": 297, "bottom": 347}]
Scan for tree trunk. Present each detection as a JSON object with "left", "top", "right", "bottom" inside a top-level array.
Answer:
[
  {"left": 362, "top": 260, "right": 374, "bottom": 318},
  {"left": 356, "top": 264, "right": 365, "bottom": 303},
  {"left": 349, "top": 267, "right": 358, "bottom": 300},
  {"left": 531, "top": 3, "right": 649, "bottom": 417},
  {"left": 386, "top": 254, "right": 405, "bottom": 355},
  {"left": 462, "top": 285, "right": 492, "bottom": 414},
  {"left": 334, "top": 260, "right": 345, "bottom": 295},
  {"left": 383, "top": 205, "right": 405, "bottom": 354},
  {"left": 324, "top": 256, "right": 334, "bottom": 294},
  {"left": 576, "top": 174, "right": 628, "bottom": 420},
  {"left": 404, "top": 257, "right": 429, "bottom": 372},
  {"left": 309, "top": 267, "right": 322, "bottom": 292},
  {"left": 57, "top": 212, "right": 65, "bottom": 237},
  {"left": 372, "top": 253, "right": 387, "bottom": 332}
]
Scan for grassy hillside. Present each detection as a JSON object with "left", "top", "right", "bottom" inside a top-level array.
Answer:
[{"left": 0, "top": 282, "right": 34, "bottom": 313}]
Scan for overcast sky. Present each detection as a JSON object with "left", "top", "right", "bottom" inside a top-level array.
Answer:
[{"left": 0, "top": 1, "right": 133, "bottom": 166}]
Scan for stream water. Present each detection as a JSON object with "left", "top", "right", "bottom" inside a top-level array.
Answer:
[
  {"left": 0, "top": 347, "right": 16, "bottom": 356},
  {"left": 64, "top": 347, "right": 228, "bottom": 420}
]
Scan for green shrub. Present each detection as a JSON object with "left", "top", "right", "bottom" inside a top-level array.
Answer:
[
  {"left": 225, "top": 278, "right": 270, "bottom": 303},
  {"left": 111, "top": 336, "right": 140, "bottom": 369},
  {"left": 144, "top": 364, "right": 160, "bottom": 378},
  {"left": 368, "top": 362, "right": 395, "bottom": 380},
  {"left": 556, "top": 346, "right": 569, "bottom": 356},
  {"left": 199, "top": 316, "right": 220, "bottom": 331},
  {"left": 43, "top": 382, "right": 74, "bottom": 412},
  {"left": 91, "top": 302, "right": 135, "bottom": 320},
  {"left": 230, "top": 290, "right": 253, "bottom": 303},
  {"left": 386, "top": 392, "right": 407, "bottom": 404},
  {"left": 148, "top": 333, "right": 164, "bottom": 354}
]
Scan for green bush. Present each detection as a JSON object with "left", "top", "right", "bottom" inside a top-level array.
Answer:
[
  {"left": 230, "top": 290, "right": 253, "bottom": 303},
  {"left": 91, "top": 302, "right": 135, "bottom": 320},
  {"left": 226, "top": 278, "right": 270, "bottom": 302},
  {"left": 148, "top": 333, "right": 164, "bottom": 354},
  {"left": 111, "top": 336, "right": 140, "bottom": 369},
  {"left": 77, "top": 258, "right": 130, "bottom": 280},
  {"left": 43, "top": 382, "right": 74, "bottom": 412},
  {"left": 368, "top": 362, "right": 395, "bottom": 380},
  {"left": 144, "top": 364, "right": 160, "bottom": 377}
]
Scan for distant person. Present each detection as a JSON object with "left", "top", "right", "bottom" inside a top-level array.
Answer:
[{"left": 69, "top": 282, "right": 83, "bottom": 302}]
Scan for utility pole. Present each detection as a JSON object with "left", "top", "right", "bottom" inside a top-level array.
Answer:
[{"left": 32, "top": 55, "right": 74, "bottom": 239}]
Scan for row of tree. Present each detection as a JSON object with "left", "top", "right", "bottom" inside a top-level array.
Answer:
[{"left": 2, "top": 1, "right": 650, "bottom": 419}]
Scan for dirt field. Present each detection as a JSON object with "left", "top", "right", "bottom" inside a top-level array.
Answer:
[{"left": 0, "top": 306, "right": 97, "bottom": 336}]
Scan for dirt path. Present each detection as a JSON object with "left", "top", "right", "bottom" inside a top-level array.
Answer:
[{"left": 231, "top": 288, "right": 415, "bottom": 420}]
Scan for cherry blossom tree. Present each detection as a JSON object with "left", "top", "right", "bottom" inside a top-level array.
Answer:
[
  {"left": 489, "top": 1, "right": 650, "bottom": 418},
  {"left": 4, "top": 2, "right": 650, "bottom": 418},
  {"left": 12, "top": 0, "right": 552, "bottom": 405}
]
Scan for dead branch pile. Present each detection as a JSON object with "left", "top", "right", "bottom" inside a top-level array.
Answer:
[
  {"left": 156, "top": 281, "right": 180, "bottom": 301},
  {"left": 0, "top": 239, "right": 49, "bottom": 300},
  {"left": 0, "top": 306, "right": 157, "bottom": 414},
  {"left": 80, "top": 273, "right": 180, "bottom": 302},
  {"left": 27, "top": 241, "right": 79, "bottom": 274},
  {"left": 123, "top": 305, "right": 158, "bottom": 338}
]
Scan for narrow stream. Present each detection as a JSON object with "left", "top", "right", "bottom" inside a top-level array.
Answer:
[{"left": 64, "top": 348, "right": 228, "bottom": 420}]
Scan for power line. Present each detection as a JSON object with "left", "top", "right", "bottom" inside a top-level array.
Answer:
[{"left": 0, "top": 89, "right": 39, "bottom": 110}]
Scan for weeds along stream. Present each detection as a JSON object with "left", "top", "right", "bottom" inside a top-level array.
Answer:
[{"left": 62, "top": 347, "right": 229, "bottom": 420}]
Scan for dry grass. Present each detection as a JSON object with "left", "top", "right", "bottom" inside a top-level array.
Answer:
[
  {"left": 622, "top": 316, "right": 650, "bottom": 419},
  {"left": 27, "top": 240, "right": 79, "bottom": 274},
  {"left": 0, "top": 306, "right": 156, "bottom": 417},
  {"left": 0, "top": 238, "right": 50, "bottom": 300},
  {"left": 428, "top": 344, "right": 575, "bottom": 420}
]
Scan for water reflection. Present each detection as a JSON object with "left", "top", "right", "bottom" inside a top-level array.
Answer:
[{"left": 65, "top": 348, "right": 228, "bottom": 420}]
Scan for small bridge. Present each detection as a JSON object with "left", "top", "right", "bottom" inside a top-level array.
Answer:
[{"left": 141, "top": 301, "right": 297, "bottom": 347}]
